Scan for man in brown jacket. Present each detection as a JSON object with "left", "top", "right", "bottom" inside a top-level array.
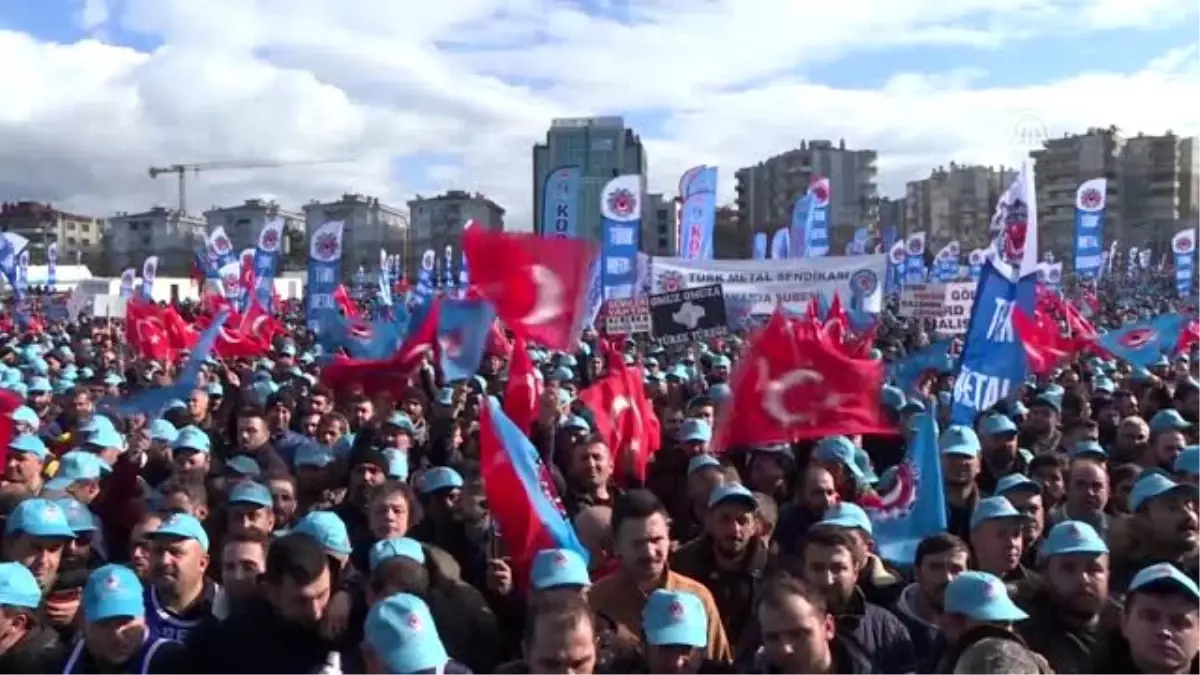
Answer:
[{"left": 588, "top": 489, "right": 732, "bottom": 663}]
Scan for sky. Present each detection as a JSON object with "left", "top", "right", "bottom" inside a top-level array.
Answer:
[{"left": 0, "top": 0, "right": 1197, "bottom": 231}]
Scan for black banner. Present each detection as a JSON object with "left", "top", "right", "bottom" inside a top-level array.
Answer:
[{"left": 648, "top": 284, "right": 729, "bottom": 346}]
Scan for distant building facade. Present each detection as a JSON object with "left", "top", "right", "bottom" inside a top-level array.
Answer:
[
  {"left": 302, "top": 194, "right": 409, "bottom": 276},
  {"left": 406, "top": 191, "right": 505, "bottom": 279},
  {"left": 103, "top": 207, "right": 206, "bottom": 276},
  {"left": 0, "top": 201, "right": 104, "bottom": 267},
  {"left": 203, "top": 199, "right": 305, "bottom": 267},
  {"left": 904, "top": 163, "right": 1017, "bottom": 251},
  {"left": 642, "top": 193, "right": 678, "bottom": 257}
]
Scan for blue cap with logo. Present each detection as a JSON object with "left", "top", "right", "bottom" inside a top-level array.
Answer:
[
  {"left": 83, "top": 564, "right": 144, "bottom": 621},
  {"left": 0, "top": 562, "right": 41, "bottom": 609},
  {"left": 228, "top": 481, "right": 273, "bottom": 509},
  {"left": 677, "top": 419, "right": 712, "bottom": 444},
  {"left": 979, "top": 414, "right": 1019, "bottom": 437},
  {"left": 150, "top": 513, "right": 211, "bottom": 552},
  {"left": 55, "top": 497, "right": 98, "bottom": 533},
  {"left": 970, "top": 496, "right": 1030, "bottom": 530},
  {"left": 172, "top": 425, "right": 211, "bottom": 454},
  {"left": 1040, "top": 520, "right": 1107, "bottom": 558},
  {"left": 1128, "top": 562, "right": 1200, "bottom": 603},
  {"left": 148, "top": 419, "right": 179, "bottom": 445},
  {"left": 944, "top": 570, "right": 1028, "bottom": 622},
  {"left": 1150, "top": 409, "right": 1193, "bottom": 434},
  {"left": 994, "top": 473, "right": 1040, "bottom": 498},
  {"left": 642, "top": 590, "right": 708, "bottom": 648},
  {"left": 369, "top": 537, "right": 427, "bottom": 571},
  {"left": 365, "top": 593, "right": 449, "bottom": 674},
  {"left": 1070, "top": 440, "right": 1108, "bottom": 460},
  {"left": 940, "top": 425, "right": 982, "bottom": 457},
  {"left": 294, "top": 511, "right": 352, "bottom": 557},
  {"left": 530, "top": 548, "right": 591, "bottom": 590},
  {"left": 416, "top": 467, "right": 464, "bottom": 496},
  {"left": 294, "top": 442, "right": 335, "bottom": 469},
  {"left": 5, "top": 498, "right": 74, "bottom": 538},
  {"left": 86, "top": 426, "right": 124, "bottom": 451},
  {"left": 10, "top": 406, "right": 38, "bottom": 431},
  {"left": 1129, "top": 471, "right": 1194, "bottom": 512},
  {"left": 9, "top": 433, "right": 48, "bottom": 461},
  {"left": 706, "top": 484, "right": 758, "bottom": 510},
  {"left": 820, "top": 502, "right": 873, "bottom": 535},
  {"left": 814, "top": 436, "right": 863, "bottom": 478},
  {"left": 686, "top": 454, "right": 721, "bottom": 475}
]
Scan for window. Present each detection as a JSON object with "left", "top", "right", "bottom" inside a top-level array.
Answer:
[
  {"left": 80, "top": 223, "right": 90, "bottom": 233},
  {"left": 142, "top": 236, "right": 151, "bottom": 247},
  {"left": 66, "top": 222, "right": 76, "bottom": 230},
  {"left": 66, "top": 237, "right": 77, "bottom": 246}
]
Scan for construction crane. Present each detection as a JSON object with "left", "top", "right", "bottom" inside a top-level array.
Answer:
[{"left": 147, "top": 159, "right": 352, "bottom": 214}]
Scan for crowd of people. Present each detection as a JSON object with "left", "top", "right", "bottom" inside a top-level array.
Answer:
[{"left": 0, "top": 273, "right": 1194, "bottom": 675}]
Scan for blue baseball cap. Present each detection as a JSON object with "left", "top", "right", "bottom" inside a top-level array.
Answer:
[
  {"left": 150, "top": 513, "right": 211, "bottom": 552},
  {"left": 820, "top": 502, "right": 873, "bottom": 535},
  {"left": 979, "top": 414, "right": 1018, "bottom": 437},
  {"left": 1129, "top": 472, "right": 1194, "bottom": 512},
  {"left": 369, "top": 537, "right": 426, "bottom": 571},
  {"left": 881, "top": 385, "right": 905, "bottom": 411},
  {"left": 560, "top": 415, "right": 590, "bottom": 432},
  {"left": 814, "top": 436, "right": 863, "bottom": 479},
  {"left": 994, "top": 473, "right": 1040, "bottom": 498},
  {"left": 85, "top": 426, "right": 123, "bottom": 451},
  {"left": 944, "top": 571, "right": 1028, "bottom": 622},
  {"left": 10, "top": 406, "right": 38, "bottom": 431},
  {"left": 677, "top": 419, "right": 712, "bottom": 444},
  {"left": 970, "top": 496, "right": 1030, "bottom": 531},
  {"left": 384, "top": 413, "right": 417, "bottom": 435},
  {"left": 294, "top": 442, "right": 335, "bottom": 469},
  {"left": 686, "top": 454, "right": 721, "bottom": 475},
  {"left": 55, "top": 497, "right": 98, "bottom": 534},
  {"left": 0, "top": 562, "right": 41, "bottom": 609},
  {"left": 225, "top": 455, "right": 262, "bottom": 478},
  {"left": 1128, "top": 562, "right": 1200, "bottom": 603},
  {"left": 1174, "top": 446, "right": 1200, "bottom": 477},
  {"left": 228, "top": 481, "right": 273, "bottom": 509},
  {"left": 416, "top": 467, "right": 464, "bottom": 496},
  {"left": 1150, "top": 409, "right": 1192, "bottom": 434},
  {"left": 530, "top": 548, "right": 590, "bottom": 590},
  {"left": 365, "top": 594, "right": 449, "bottom": 674},
  {"left": 172, "top": 425, "right": 211, "bottom": 454},
  {"left": 706, "top": 484, "right": 757, "bottom": 510},
  {"left": 79, "top": 415, "right": 115, "bottom": 436},
  {"left": 642, "top": 590, "right": 708, "bottom": 648},
  {"left": 8, "top": 433, "right": 48, "bottom": 461},
  {"left": 83, "top": 564, "right": 144, "bottom": 622},
  {"left": 5, "top": 498, "right": 74, "bottom": 538},
  {"left": 148, "top": 419, "right": 179, "bottom": 445},
  {"left": 27, "top": 377, "right": 50, "bottom": 393},
  {"left": 294, "top": 511, "right": 352, "bottom": 557},
  {"left": 1040, "top": 520, "right": 1108, "bottom": 558},
  {"left": 939, "top": 425, "right": 982, "bottom": 457}
]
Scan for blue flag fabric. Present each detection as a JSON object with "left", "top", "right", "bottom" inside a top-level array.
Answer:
[
  {"left": 863, "top": 408, "right": 947, "bottom": 565},
  {"left": 1097, "top": 315, "right": 1187, "bottom": 368},
  {"left": 437, "top": 298, "right": 496, "bottom": 382},
  {"left": 113, "top": 310, "right": 229, "bottom": 417},
  {"left": 889, "top": 340, "right": 955, "bottom": 395},
  {"left": 950, "top": 262, "right": 1036, "bottom": 424},
  {"left": 317, "top": 310, "right": 408, "bottom": 360}
]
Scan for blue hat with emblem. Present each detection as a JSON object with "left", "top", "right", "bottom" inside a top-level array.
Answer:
[
  {"left": 677, "top": 419, "right": 712, "bottom": 443},
  {"left": 365, "top": 593, "right": 449, "bottom": 674},
  {"left": 172, "top": 425, "right": 211, "bottom": 453},
  {"left": 416, "top": 467, "right": 464, "bottom": 496},
  {"left": 0, "top": 562, "right": 41, "bottom": 609},
  {"left": 1040, "top": 520, "right": 1108, "bottom": 558},
  {"left": 979, "top": 414, "right": 1018, "bottom": 437},
  {"left": 1128, "top": 562, "right": 1200, "bottom": 602},
  {"left": 85, "top": 425, "right": 124, "bottom": 451},
  {"left": 384, "top": 412, "right": 416, "bottom": 435},
  {"left": 530, "top": 548, "right": 591, "bottom": 590},
  {"left": 294, "top": 511, "right": 352, "bottom": 557},
  {"left": 150, "top": 513, "right": 210, "bottom": 552},
  {"left": 294, "top": 442, "right": 335, "bottom": 469},
  {"left": 707, "top": 483, "right": 757, "bottom": 510},
  {"left": 1129, "top": 471, "right": 1194, "bottom": 512},
  {"left": 5, "top": 498, "right": 74, "bottom": 538},
  {"left": 228, "top": 481, "right": 273, "bottom": 509},
  {"left": 148, "top": 419, "right": 179, "bottom": 445},
  {"left": 686, "top": 454, "right": 721, "bottom": 475},
  {"left": 994, "top": 473, "right": 1040, "bottom": 497},
  {"left": 10, "top": 406, "right": 38, "bottom": 431},
  {"left": 1070, "top": 440, "right": 1108, "bottom": 460},
  {"left": 970, "top": 496, "right": 1030, "bottom": 530},
  {"left": 55, "top": 497, "right": 98, "bottom": 533},
  {"left": 939, "top": 425, "right": 982, "bottom": 457},
  {"left": 83, "top": 564, "right": 144, "bottom": 621},
  {"left": 820, "top": 502, "right": 873, "bottom": 535},
  {"left": 369, "top": 537, "right": 427, "bottom": 571},
  {"left": 225, "top": 455, "right": 262, "bottom": 478},
  {"left": 814, "top": 436, "right": 863, "bottom": 478},
  {"left": 944, "top": 571, "right": 1028, "bottom": 622},
  {"left": 8, "top": 433, "right": 48, "bottom": 461},
  {"left": 1150, "top": 409, "right": 1192, "bottom": 434},
  {"left": 643, "top": 590, "right": 708, "bottom": 648}
]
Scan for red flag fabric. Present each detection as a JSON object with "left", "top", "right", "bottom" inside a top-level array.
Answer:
[
  {"left": 576, "top": 363, "right": 661, "bottom": 485},
  {"left": 319, "top": 303, "right": 439, "bottom": 396},
  {"left": 463, "top": 225, "right": 596, "bottom": 350},
  {"left": 333, "top": 285, "right": 359, "bottom": 319},
  {"left": 239, "top": 251, "right": 256, "bottom": 301},
  {"left": 124, "top": 301, "right": 174, "bottom": 362},
  {"left": 1012, "top": 308, "right": 1072, "bottom": 377},
  {"left": 0, "top": 389, "right": 22, "bottom": 470},
  {"left": 484, "top": 322, "right": 513, "bottom": 359},
  {"left": 195, "top": 314, "right": 269, "bottom": 359},
  {"left": 823, "top": 293, "right": 849, "bottom": 345},
  {"left": 502, "top": 335, "right": 540, "bottom": 436},
  {"left": 714, "top": 307, "right": 895, "bottom": 450},
  {"left": 162, "top": 305, "right": 198, "bottom": 354},
  {"left": 239, "top": 300, "right": 284, "bottom": 346}
]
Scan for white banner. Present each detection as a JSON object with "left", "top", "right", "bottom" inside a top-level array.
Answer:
[
  {"left": 642, "top": 254, "right": 886, "bottom": 315},
  {"left": 898, "top": 282, "right": 976, "bottom": 335}
]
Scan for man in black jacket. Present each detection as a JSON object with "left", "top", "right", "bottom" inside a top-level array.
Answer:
[{"left": 0, "top": 562, "right": 65, "bottom": 672}]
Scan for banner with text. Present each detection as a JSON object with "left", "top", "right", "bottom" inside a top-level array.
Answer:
[
  {"left": 600, "top": 298, "right": 652, "bottom": 336},
  {"left": 898, "top": 282, "right": 976, "bottom": 335},
  {"left": 648, "top": 284, "right": 729, "bottom": 346},
  {"left": 644, "top": 255, "right": 886, "bottom": 315}
]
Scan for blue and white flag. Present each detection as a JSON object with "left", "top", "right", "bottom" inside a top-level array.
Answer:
[
  {"left": 437, "top": 298, "right": 495, "bottom": 382},
  {"left": 679, "top": 166, "right": 717, "bottom": 260},
  {"left": 540, "top": 166, "right": 582, "bottom": 238},
  {"left": 600, "top": 174, "right": 641, "bottom": 300},
  {"left": 752, "top": 232, "right": 768, "bottom": 260},
  {"left": 118, "top": 268, "right": 136, "bottom": 300},
  {"left": 886, "top": 240, "right": 905, "bottom": 293},
  {"left": 254, "top": 218, "right": 285, "bottom": 308},
  {"left": 967, "top": 249, "right": 987, "bottom": 280},
  {"left": 952, "top": 161, "right": 1039, "bottom": 424},
  {"left": 1073, "top": 178, "right": 1106, "bottom": 278},
  {"left": 140, "top": 256, "right": 158, "bottom": 302},
  {"left": 863, "top": 408, "right": 947, "bottom": 565},
  {"left": 414, "top": 249, "right": 436, "bottom": 307},
  {"left": 769, "top": 228, "right": 789, "bottom": 260},
  {"left": 305, "top": 221, "right": 345, "bottom": 332},
  {"left": 1173, "top": 229, "right": 1196, "bottom": 298},
  {"left": 442, "top": 245, "right": 456, "bottom": 295},
  {"left": 904, "top": 232, "right": 926, "bottom": 284},
  {"left": 46, "top": 242, "right": 58, "bottom": 290}
]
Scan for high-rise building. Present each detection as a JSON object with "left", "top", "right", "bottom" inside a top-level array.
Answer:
[
  {"left": 0, "top": 202, "right": 104, "bottom": 267},
  {"left": 1121, "top": 133, "right": 1198, "bottom": 255},
  {"left": 103, "top": 207, "right": 206, "bottom": 276},
  {"left": 642, "top": 193, "right": 678, "bottom": 257},
  {"left": 903, "top": 163, "right": 1017, "bottom": 251},
  {"left": 302, "top": 194, "right": 408, "bottom": 275},
  {"left": 406, "top": 190, "right": 505, "bottom": 278},
  {"left": 532, "top": 117, "right": 647, "bottom": 242},
  {"left": 734, "top": 139, "right": 878, "bottom": 244},
  {"left": 712, "top": 205, "right": 750, "bottom": 259},
  {"left": 1031, "top": 127, "right": 1124, "bottom": 266}
]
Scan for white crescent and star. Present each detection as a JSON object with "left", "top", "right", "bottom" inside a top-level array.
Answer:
[
  {"left": 524, "top": 265, "right": 564, "bottom": 326},
  {"left": 756, "top": 358, "right": 825, "bottom": 426}
]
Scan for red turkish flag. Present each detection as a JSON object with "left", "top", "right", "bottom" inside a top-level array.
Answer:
[
  {"left": 124, "top": 300, "right": 174, "bottom": 362},
  {"left": 463, "top": 225, "right": 597, "bottom": 350},
  {"left": 714, "top": 307, "right": 895, "bottom": 450},
  {"left": 1012, "top": 308, "right": 1073, "bottom": 377},
  {"left": 195, "top": 314, "right": 269, "bottom": 359},
  {"left": 333, "top": 285, "right": 359, "bottom": 319},
  {"left": 576, "top": 363, "right": 661, "bottom": 485},
  {"left": 239, "top": 300, "right": 284, "bottom": 346},
  {"left": 823, "top": 293, "right": 849, "bottom": 345},
  {"left": 485, "top": 321, "right": 513, "bottom": 358},
  {"left": 502, "top": 335, "right": 541, "bottom": 436},
  {"left": 162, "top": 305, "right": 198, "bottom": 354}
]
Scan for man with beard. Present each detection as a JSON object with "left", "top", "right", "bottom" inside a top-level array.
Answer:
[
  {"left": 2, "top": 434, "right": 48, "bottom": 494},
  {"left": 774, "top": 462, "right": 840, "bottom": 551},
  {"left": 1111, "top": 472, "right": 1199, "bottom": 592},
  {"left": 752, "top": 574, "right": 873, "bottom": 674},
  {"left": 588, "top": 489, "right": 731, "bottom": 663},
  {"left": 562, "top": 436, "right": 619, "bottom": 517},
  {"left": 333, "top": 446, "right": 390, "bottom": 552},
  {"left": 144, "top": 514, "right": 216, "bottom": 643},
  {"left": 1017, "top": 521, "right": 1117, "bottom": 673},
  {"left": 1048, "top": 456, "right": 1110, "bottom": 540},
  {"left": 976, "top": 413, "right": 1025, "bottom": 495},
  {"left": 931, "top": 571, "right": 1048, "bottom": 673},
  {"left": 892, "top": 533, "right": 969, "bottom": 658},
  {"left": 671, "top": 484, "right": 770, "bottom": 647},
  {"left": 1020, "top": 394, "right": 1064, "bottom": 456},
  {"left": 797, "top": 526, "right": 915, "bottom": 673},
  {"left": 939, "top": 425, "right": 981, "bottom": 540},
  {"left": 0, "top": 562, "right": 66, "bottom": 672}
]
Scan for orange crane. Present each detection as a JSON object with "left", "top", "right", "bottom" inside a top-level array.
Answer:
[{"left": 147, "top": 159, "right": 352, "bottom": 214}]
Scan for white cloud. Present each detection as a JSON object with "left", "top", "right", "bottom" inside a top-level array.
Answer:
[
  {"left": 75, "top": 0, "right": 110, "bottom": 32},
  {"left": 0, "top": 0, "right": 1196, "bottom": 233}
]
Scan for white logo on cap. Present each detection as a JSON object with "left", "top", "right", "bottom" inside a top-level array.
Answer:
[
  {"left": 104, "top": 574, "right": 121, "bottom": 591},
  {"left": 669, "top": 599, "right": 685, "bottom": 621},
  {"left": 406, "top": 612, "right": 423, "bottom": 632}
]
